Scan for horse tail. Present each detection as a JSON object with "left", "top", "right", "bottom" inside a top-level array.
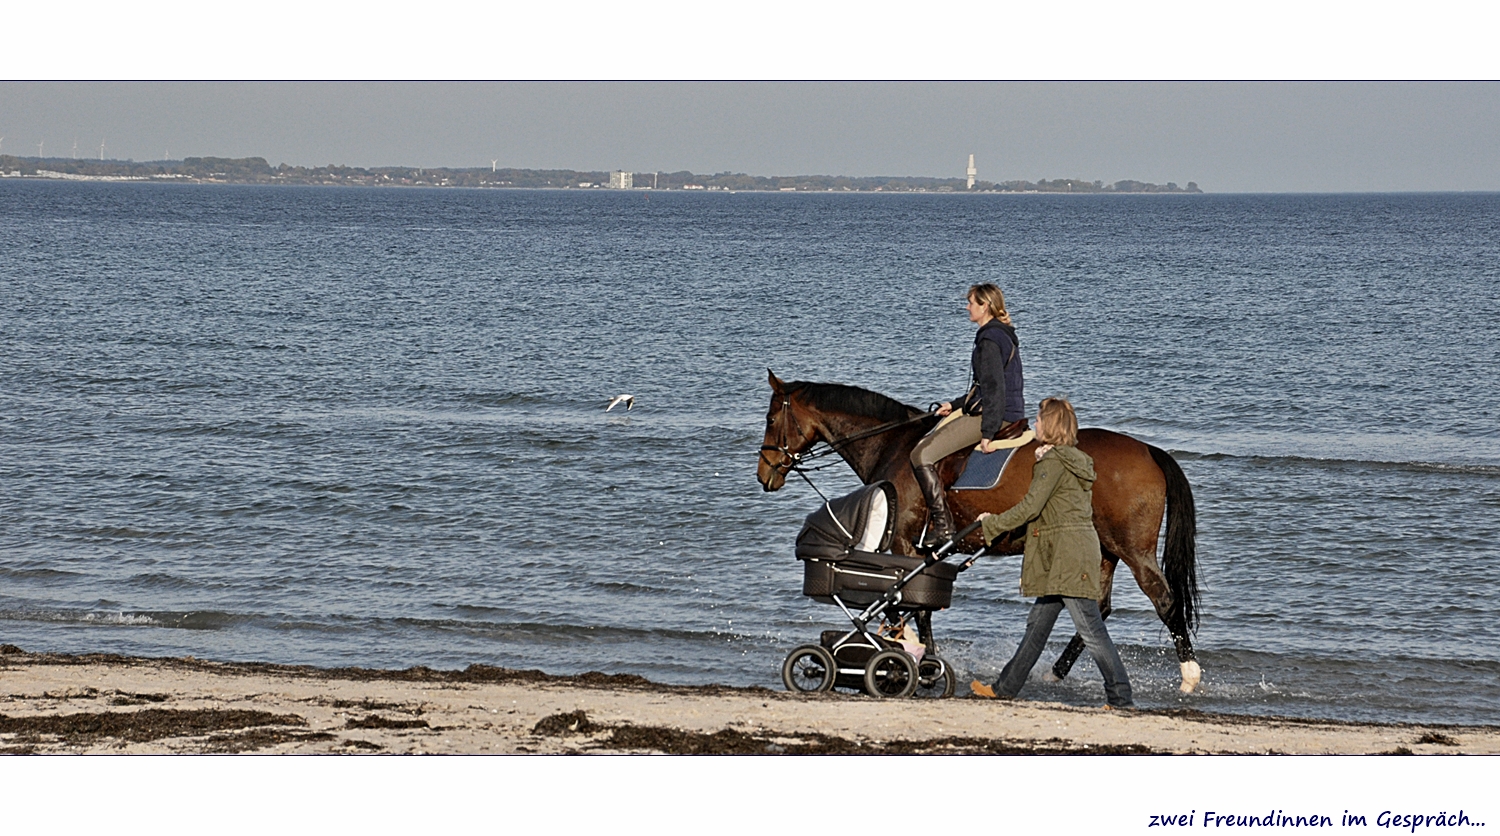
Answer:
[{"left": 1148, "top": 444, "right": 1199, "bottom": 635}]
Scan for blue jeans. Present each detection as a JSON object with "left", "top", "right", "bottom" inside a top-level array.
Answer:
[{"left": 994, "top": 595, "right": 1134, "bottom": 707}]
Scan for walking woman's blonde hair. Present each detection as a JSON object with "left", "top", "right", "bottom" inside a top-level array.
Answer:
[
  {"left": 1035, "top": 397, "right": 1079, "bottom": 446},
  {"left": 967, "top": 283, "right": 1012, "bottom": 326}
]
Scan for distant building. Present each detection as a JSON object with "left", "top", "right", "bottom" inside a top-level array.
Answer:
[
  {"left": 966, "top": 154, "right": 977, "bottom": 190},
  {"left": 610, "top": 170, "right": 633, "bottom": 189}
]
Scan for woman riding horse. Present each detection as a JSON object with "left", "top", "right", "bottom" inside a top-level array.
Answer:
[{"left": 911, "top": 283, "right": 1028, "bottom": 549}]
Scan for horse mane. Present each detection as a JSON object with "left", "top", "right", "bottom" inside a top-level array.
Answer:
[{"left": 787, "top": 381, "right": 923, "bottom": 423}]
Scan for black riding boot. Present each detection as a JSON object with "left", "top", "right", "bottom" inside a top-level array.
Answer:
[{"left": 913, "top": 464, "right": 955, "bottom": 549}]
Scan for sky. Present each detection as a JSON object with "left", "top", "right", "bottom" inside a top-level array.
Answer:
[
  {"left": 5, "top": 82, "right": 1500, "bottom": 192},
  {"left": 2, "top": 1, "right": 1499, "bottom": 193}
]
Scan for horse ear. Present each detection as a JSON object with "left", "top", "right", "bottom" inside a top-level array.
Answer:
[{"left": 768, "top": 369, "right": 785, "bottom": 392}]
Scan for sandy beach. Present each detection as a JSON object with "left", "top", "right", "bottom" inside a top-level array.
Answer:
[{"left": 2, "top": 645, "right": 1495, "bottom": 755}]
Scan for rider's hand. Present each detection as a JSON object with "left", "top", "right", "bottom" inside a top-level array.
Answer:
[
  {"left": 978, "top": 438, "right": 998, "bottom": 454},
  {"left": 935, "top": 402, "right": 953, "bottom": 416}
]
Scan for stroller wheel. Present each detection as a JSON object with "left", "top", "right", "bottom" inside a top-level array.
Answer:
[
  {"left": 863, "top": 649, "right": 918, "bottom": 699},
  {"left": 913, "top": 655, "right": 956, "bottom": 699},
  {"left": 782, "top": 645, "right": 837, "bottom": 693}
]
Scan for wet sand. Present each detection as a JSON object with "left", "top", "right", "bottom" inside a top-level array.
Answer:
[{"left": 2, "top": 645, "right": 1495, "bottom": 754}]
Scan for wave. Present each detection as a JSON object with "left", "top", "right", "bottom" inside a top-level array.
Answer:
[
  {"left": 380, "top": 615, "right": 718, "bottom": 644},
  {"left": 76, "top": 526, "right": 193, "bottom": 540},
  {"left": 453, "top": 392, "right": 559, "bottom": 408},
  {"left": 1168, "top": 449, "right": 1500, "bottom": 477},
  {"left": 126, "top": 573, "right": 212, "bottom": 592},
  {"left": 1191, "top": 643, "right": 1500, "bottom": 674},
  {"left": 0, "top": 567, "right": 82, "bottom": 581},
  {"left": 0, "top": 604, "right": 756, "bottom": 646},
  {"left": 0, "top": 608, "right": 238, "bottom": 630}
]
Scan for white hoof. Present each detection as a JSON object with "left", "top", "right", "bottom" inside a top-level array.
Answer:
[
  {"left": 1040, "top": 669, "right": 1061, "bottom": 683},
  {"left": 1179, "top": 660, "right": 1202, "bottom": 693}
]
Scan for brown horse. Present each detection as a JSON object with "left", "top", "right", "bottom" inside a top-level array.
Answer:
[{"left": 757, "top": 371, "right": 1203, "bottom": 693}]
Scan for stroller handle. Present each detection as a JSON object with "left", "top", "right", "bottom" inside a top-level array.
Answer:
[
  {"left": 871, "top": 518, "right": 990, "bottom": 613},
  {"left": 932, "top": 519, "right": 985, "bottom": 558}
]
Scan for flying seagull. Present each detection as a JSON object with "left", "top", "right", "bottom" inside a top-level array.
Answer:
[{"left": 605, "top": 394, "right": 635, "bottom": 412}]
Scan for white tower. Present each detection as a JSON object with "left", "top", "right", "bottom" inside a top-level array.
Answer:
[{"left": 966, "top": 154, "right": 977, "bottom": 190}]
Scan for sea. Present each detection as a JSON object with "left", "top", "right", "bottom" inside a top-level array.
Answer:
[{"left": 2, "top": 181, "right": 1497, "bottom": 726}]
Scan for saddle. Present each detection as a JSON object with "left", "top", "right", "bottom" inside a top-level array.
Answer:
[
  {"left": 993, "top": 419, "right": 1029, "bottom": 441},
  {"left": 951, "top": 420, "right": 1033, "bottom": 491}
]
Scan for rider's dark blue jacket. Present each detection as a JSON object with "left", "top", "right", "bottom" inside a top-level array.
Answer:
[{"left": 957, "top": 319, "right": 1025, "bottom": 438}]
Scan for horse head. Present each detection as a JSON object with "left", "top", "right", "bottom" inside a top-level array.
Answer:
[{"left": 758, "top": 370, "right": 820, "bottom": 492}]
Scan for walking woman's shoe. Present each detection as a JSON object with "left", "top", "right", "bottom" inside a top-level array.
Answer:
[{"left": 970, "top": 680, "right": 1011, "bottom": 699}]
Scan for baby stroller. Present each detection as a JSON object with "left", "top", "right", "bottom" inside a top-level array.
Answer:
[{"left": 781, "top": 480, "right": 986, "bottom": 699}]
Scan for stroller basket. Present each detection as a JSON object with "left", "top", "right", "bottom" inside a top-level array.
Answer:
[
  {"left": 802, "top": 550, "right": 959, "bottom": 608},
  {"left": 795, "top": 481, "right": 959, "bottom": 610}
]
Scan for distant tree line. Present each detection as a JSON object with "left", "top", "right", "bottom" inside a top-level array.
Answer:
[
  {"left": 0, "top": 155, "right": 1202, "bottom": 193},
  {"left": 996, "top": 178, "right": 1201, "bottom": 193}
]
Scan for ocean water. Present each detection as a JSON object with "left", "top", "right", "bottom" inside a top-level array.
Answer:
[{"left": 2, "top": 181, "right": 1498, "bottom": 725}]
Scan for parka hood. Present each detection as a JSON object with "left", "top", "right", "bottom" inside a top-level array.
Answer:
[{"left": 1045, "top": 444, "right": 1095, "bottom": 488}]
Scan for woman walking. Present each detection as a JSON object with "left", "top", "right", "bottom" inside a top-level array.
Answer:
[
  {"left": 910, "top": 283, "right": 1026, "bottom": 549},
  {"left": 970, "top": 397, "right": 1135, "bottom": 709}
]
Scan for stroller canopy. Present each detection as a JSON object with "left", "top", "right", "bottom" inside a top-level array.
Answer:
[{"left": 795, "top": 481, "right": 898, "bottom": 560}]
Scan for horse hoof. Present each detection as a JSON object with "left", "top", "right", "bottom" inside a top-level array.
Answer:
[
  {"left": 1179, "top": 660, "right": 1202, "bottom": 693},
  {"left": 1040, "top": 669, "right": 1061, "bottom": 683}
]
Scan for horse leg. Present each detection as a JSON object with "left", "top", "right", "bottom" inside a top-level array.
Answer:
[
  {"left": 1116, "top": 547, "right": 1201, "bottom": 693},
  {"left": 1043, "top": 553, "right": 1119, "bottom": 682}
]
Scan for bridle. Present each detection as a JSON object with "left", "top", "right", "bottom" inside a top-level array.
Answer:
[
  {"left": 758, "top": 394, "right": 810, "bottom": 482},
  {"left": 759, "top": 393, "right": 931, "bottom": 499}
]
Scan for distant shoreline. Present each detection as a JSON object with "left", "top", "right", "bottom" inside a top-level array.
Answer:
[
  {"left": 0, "top": 154, "right": 1203, "bottom": 194},
  {"left": 0, "top": 175, "right": 1211, "bottom": 195}
]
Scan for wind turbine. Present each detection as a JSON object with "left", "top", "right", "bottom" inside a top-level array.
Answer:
[
  {"left": 0, "top": 136, "right": 5, "bottom": 155},
  {"left": 37, "top": 139, "right": 44, "bottom": 158},
  {"left": 99, "top": 138, "right": 105, "bottom": 160},
  {"left": 491, "top": 159, "right": 497, "bottom": 172},
  {"left": 72, "top": 138, "right": 78, "bottom": 159}
]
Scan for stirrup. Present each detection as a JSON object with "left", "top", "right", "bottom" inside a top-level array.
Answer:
[
  {"left": 914, "top": 523, "right": 937, "bottom": 554},
  {"left": 916, "top": 522, "right": 954, "bottom": 553}
]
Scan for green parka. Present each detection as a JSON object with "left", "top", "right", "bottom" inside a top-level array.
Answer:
[{"left": 979, "top": 444, "right": 1102, "bottom": 600}]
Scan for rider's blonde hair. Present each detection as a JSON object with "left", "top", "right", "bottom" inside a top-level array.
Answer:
[
  {"left": 968, "top": 283, "right": 1012, "bottom": 326},
  {"left": 1035, "top": 397, "right": 1078, "bottom": 447}
]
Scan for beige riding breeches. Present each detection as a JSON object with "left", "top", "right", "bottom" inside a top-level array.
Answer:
[{"left": 910, "top": 412, "right": 983, "bottom": 467}]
